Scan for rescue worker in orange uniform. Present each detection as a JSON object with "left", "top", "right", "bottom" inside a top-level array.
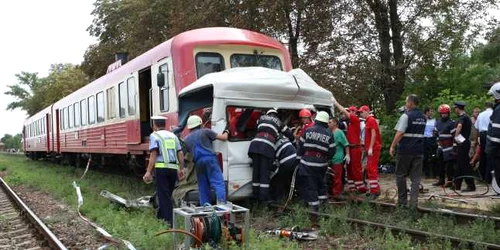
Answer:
[
  {"left": 334, "top": 102, "right": 365, "bottom": 193},
  {"left": 358, "top": 105, "right": 382, "bottom": 198},
  {"left": 294, "top": 109, "right": 315, "bottom": 141}
]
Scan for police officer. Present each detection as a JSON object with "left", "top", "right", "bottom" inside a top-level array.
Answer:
[
  {"left": 270, "top": 136, "right": 298, "bottom": 201},
  {"left": 184, "top": 115, "right": 229, "bottom": 205},
  {"left": 432, "top": 104, "right": 456, "bottom": 187},
  {"left": 297, "top": 111, "right": 335, "bottom": 220},
  {"left": 389, "top": 94, "right": 426, "bottom": 207},
  {"left": 453, "top": 101, "right": 475, "bottom": 192},
  {"left": 248, "top": 109, "right": 291, "bottom": 202},
  {"left": 143, "top": 116, "right": 184, "bottom": 226},
  {"left": 486, "top": 82, "right": 500, "bottom": 186}
]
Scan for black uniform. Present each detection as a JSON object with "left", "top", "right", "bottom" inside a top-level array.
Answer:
[
  {"left": 248, "top": 113, "right": 290, "bottom": 201},
  {"left": 434, "top": 117, "right": 456, "bottom": 184},
  {"left": 455, "top": 112, "right": 475, "bottom": 190},
  {"left": 297, "top": 122, "right": 335, "bottom": 213},
  {"left": 270, "top": 137, "right": 298, "bottom": 201},
  {"left": 486, "top": 102, "right": 500, "bottom": 185}
]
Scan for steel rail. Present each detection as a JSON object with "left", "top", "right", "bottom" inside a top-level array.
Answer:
[
  {"left": 0, "top": 177, "right": 67, "bottom": 250},
  {"left": 344, "top": 198, "right": 500, "bottom": 229},
  {"left": 270, "top": 204, "right": 500, "bottom": 250}
]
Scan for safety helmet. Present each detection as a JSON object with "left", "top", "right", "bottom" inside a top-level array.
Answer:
[
  {"left": 488, "top": 82, "right": 500, "bottom": 100},
  {"left": 299, "top": 109, "right": 312, "bottom": 118},
  {"left": 187, "top": 115, "right": 203, "bottom": 129},
  {"left": 315, "top": 111, "right": 330, "bottom": 123},
  {"left": 266, "top": 109, "right": 278, "bottom": 115},
  {"left": 438, "top": 104, "right": 450, "bottom": 114}
]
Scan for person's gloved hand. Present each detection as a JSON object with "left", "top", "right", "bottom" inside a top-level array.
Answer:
[
  {"left": 368, "top": 147, "right": 373, "bottom": 156},
  {"left": 344, "top": 155, "right": 350, "bottom": 164}
]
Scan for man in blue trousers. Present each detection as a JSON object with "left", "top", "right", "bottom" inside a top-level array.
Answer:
[
  {"left": 143, "top": 116, "right": 184, "bottom": 227},
  {"left": 185, "top": 115, "right": 229, "bottom": 205}
]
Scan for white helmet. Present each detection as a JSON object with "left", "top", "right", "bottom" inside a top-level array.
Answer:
[
  {"left": 488, "top": 82, "right": 500, "bottom": 100},
  {"left": 266, "top": 109, "right": 278, "bottom": 115},
  {"left": 315, "top": 111, "right": 330, "bottom": 123},
  {"left": 187, "top": 115, "right": 203, "bottom": 129}
]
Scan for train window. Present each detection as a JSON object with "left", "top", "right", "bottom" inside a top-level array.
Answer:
[
  {"left": 81, "top": 99, "right": 87, "bottom": 126},
  {"left": 42, "top": 119, "right": 45, "bottom": 134},
  {"left": 195, "top": 52, "right": 225, "bottom": 78},
  {"left": 159, "top": 63, "right": 169, "bottom": 111},
  {"left": 97, "top": 91, "right": 105, "bottom": 123},
  {"left": 66, "top": 107, "right": 70, "bottom": 130},
  {"left": 230, "top": 54, "right": 282, "bottom": 70},
  {"left": 127, "top": 77, "right": 136, "bottom": 116},
  {"left": 74, "top": 102, "right": 80, "bottom": 127},
  {"left": 88, "top": 96, "right": 96, "bottom": 124},
  {"left": 69, "top": 105, "right": 74, "bottom": 128},
  {"left": 61, "top": 108, "right": 66, "bottom": 130},
  {"left": 106, "top": 87, "right": 116, "bottom": 119},
  {"left": 119, "top": 82, "right": 126, "bottom": 118}
]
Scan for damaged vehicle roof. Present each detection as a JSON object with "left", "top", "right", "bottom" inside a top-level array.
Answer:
[{"left": 179, "top": 67, "right": 334, "bottom": 107}]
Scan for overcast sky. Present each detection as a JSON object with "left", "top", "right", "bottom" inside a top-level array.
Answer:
[{"left": 0, "top": 0, "right": 96, "bottom": 136}]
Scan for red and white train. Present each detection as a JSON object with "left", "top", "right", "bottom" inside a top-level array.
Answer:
[{"left": 23, "top": 27, "right": 292, "bottom": 172}]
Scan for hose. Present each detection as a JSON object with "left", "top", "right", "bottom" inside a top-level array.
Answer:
[
  {"left": 155, "top": 229, "right": 203, "bottom": 246},
  {"left": 442, "top": 175, "right": 491, "bottom": 198},
  {"left": 283, "top": 165, "right": 299, "bottom": 210}
]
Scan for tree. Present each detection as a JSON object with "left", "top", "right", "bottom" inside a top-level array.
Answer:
[
  {"left": 1, "top": 134, "right": 22, "bottom": 150},
  {"left": 5, "top": 72, "right": 45, "bottom": 116},
  {"left": 5, "top": 64, "right": 88, "bottom": 116}
]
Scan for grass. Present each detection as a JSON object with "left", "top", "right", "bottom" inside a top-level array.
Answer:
[{"left": 0, "top": 153, "right": 303, "bottom": 250}]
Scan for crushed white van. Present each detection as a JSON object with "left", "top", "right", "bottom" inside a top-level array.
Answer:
[{"left": 175, "top": 67, "right": 334, "bottom": 201}]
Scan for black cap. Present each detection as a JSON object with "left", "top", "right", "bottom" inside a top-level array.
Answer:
[{"left": 454, "top": 101, "right": 466, "bottom": 109}]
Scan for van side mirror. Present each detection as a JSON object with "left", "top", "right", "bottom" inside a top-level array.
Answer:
[{"left": 157, "top": 73, "right": 165, "bottom": 88}]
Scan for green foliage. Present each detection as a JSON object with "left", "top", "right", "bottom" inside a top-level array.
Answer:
[
  {"left": 1, "top": 134, "right": 22, "bottom": 150},
  {"left": 5, "top": 64, "right": 88, "bottom": 116}
]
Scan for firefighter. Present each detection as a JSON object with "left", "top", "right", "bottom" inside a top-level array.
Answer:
[
  {"left": 334, "top": 102, "right": 365, "bottom": 193},
  {"left": 294, "top": 109, "right": 315, "bottom": 141},
  {"left": 297, "top": 111, "right": 335, "bottom": 220},
  {"left": 486, "top": 82, "right": 500, "bottom": 186},
  {"left": 270, "top": 136, "right": 298, "bottom": 201},
  {"left": 358, "top": 105, "right": 382, "bottom": 198},
  {"left": 184, "top": 115, "right": 229, "bottom": 205},
  {"left": 248, "top": 109, "right": 291, "bottom": 202},
  {"left": 432, "top": 104, "right": 456, "bottom": 187},
  {"left": 389, "top": 95, "right": 426, "bottom": 207},
  {"left": 453, "top": 101, "right": 475, "bottom": 192},
  {"left": 143, "top": 116, "right": 185, "bottom": 226}
]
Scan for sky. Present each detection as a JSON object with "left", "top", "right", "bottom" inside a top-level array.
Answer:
[{"left": 0, "top": 0, "right": 96, "bottom": 136}]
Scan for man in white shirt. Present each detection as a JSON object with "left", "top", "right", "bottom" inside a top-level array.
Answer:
[
  {"left": 475, "top": 102, "right": 494, "bottom": 182},
  {"left": 423, "top": 107, "right": 437, "bottom": 178}
]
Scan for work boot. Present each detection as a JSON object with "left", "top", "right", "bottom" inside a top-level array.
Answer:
[
  {"left": 432, "top": 180, "right": 445, "bottom": 186},
  {"left": 444, "top": 181, "right": 454, "bottom": 188},
  {"left": 462, "top": 186, "right": 476, "bottom": 192}
]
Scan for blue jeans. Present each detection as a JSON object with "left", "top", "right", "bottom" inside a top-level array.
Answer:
[{"left": 196, "top": 156, "right": 226, "bottom": 205}]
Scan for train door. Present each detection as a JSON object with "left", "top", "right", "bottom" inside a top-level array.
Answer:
[
  {"left": 151, "top": 57, "right": 178, "bottom": 130},
  {"left": 138, "top": 67, "right": 152, "bottom": 139},
  {"left": 55, "top": 109, "right": 61, "bottom": 153},
  {"left": 45, "top": 113, "right": 50, "bottom": 153},
  {"left": 124, "top": 72, "right": 141, "bottom": 145}
]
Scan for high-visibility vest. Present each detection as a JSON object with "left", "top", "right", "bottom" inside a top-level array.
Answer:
[{"left": 153, "top": 132, "right": 179, "bottom": 170}]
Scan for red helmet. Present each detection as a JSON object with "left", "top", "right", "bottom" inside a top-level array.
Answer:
[
  {"left": 438, "top": 104, "right": 450, "bottom": 114},
  {"left": 299, "top": 109, "right": 312, "bottom": 118}
]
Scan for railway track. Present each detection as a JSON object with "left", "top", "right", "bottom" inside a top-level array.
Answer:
[
  {"left": 271, "top": 201, "right": 500, "bottom": 250},
  {"left": 0, "top": 177, "right": 67, "bottom": 250},
  {"left": 347, "top": 198, "right": 500, "bottom": 229}
]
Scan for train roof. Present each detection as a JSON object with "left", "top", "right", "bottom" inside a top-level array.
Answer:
[
  {"left": 52, "top": 27, "right": 288, "bottom": 109},
  {"left": 23, "top": 105, "right": 52, "bottom": 125},
  {"left": 179, "top": 67, "right": 334, "bottom": 107}
]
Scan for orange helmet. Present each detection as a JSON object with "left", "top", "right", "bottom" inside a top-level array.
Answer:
[
  {"left": 438, "top": 104, "right": 450, "bottom": 114},
  {"left": 299, "top": 109, "right": 312, "bottom": 118}
]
